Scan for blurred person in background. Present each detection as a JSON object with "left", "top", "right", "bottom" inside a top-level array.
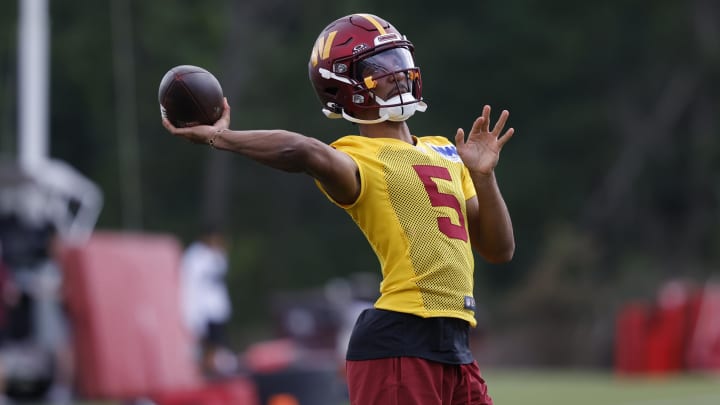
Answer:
[
  {"left": 179, "top": 225, "right": 238, "bottom": 378},
  {"left": 324, "top": 273, "right": 378, "bottom": 375},
  {"left": 163, "top": 13, "right": 515, "bottom": 405},
  {"left": 0, "top": 215, "right": 74, "bottom": 405},
  {"left": 40, "top": 231, "right": 75, "bottom": 405},
  {"left": 0, "top": 241, "right": 18, "bottom": 405}
]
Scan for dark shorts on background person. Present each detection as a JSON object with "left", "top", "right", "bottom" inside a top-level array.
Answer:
[
  {"left": 346, "top": 357, "right": 493, "bottom": 405},
  {"left": 204, "top": 320, "right": 228, "bottom": 347}
]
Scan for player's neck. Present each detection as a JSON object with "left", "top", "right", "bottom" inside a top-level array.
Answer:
[{"left": 359, "top": 121, "right": 413, "bottom": 144}]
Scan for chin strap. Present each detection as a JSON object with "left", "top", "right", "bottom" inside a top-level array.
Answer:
[
  {"left": 322, "top": 108, "right": 343, "bottom": 119},
  {"left": 341, "top": 110, "right": 391, "bottom": 124},
  {"left": 323, "top": 107, "right": 389, "bottom": 124},
  {"left": 322, "top": 107, "right": 390, "bottom": 124},
  {"left": 323, "top": 108, "right": 385, "bottom": 124}
]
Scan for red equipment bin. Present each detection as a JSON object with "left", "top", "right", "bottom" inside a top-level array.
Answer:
[
  {"left": 614, "top": 301, "right": 650, "bottom": 374},
  {"left": 61, "top": 232, "right": 202, "bottom": 400}
]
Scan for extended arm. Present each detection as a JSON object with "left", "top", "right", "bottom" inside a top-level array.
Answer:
[
  {"left": 162, "top": 98, "right": 360, "bottom": 205},
  {"left": 456, "top": 105, "right": 515, "bottom": 263}
]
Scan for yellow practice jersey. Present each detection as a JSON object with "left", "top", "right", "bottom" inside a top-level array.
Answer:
[{"left": 316, "top": 135, "right": 479, "bottom": 326}]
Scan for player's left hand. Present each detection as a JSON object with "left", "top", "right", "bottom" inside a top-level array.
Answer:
[
  {"left": 162, "top": 97, "right": 231, "bottom": 145},
  {"left": 455, "top": 105, "right": 514, "bottom": 176}
]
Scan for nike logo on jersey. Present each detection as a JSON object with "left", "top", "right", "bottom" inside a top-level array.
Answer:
[
  {"left": 428, "top": 144, "right": 462, "bottom": 163},
  {"left": 464, "top": 296, "right": 476, "bottom": 311}
]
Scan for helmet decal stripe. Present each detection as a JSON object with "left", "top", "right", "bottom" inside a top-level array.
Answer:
[
  {"left": 322, "top": 30, "right": 337, "bottom": 60},
  {"left": 357, "top": 13, "right": 387, "bottom": 35}
]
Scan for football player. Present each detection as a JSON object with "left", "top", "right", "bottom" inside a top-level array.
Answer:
[{"left": 163, "top": 13, "right": 515, "bottom": 405}]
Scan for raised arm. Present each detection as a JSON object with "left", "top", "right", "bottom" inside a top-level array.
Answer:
[
  {"left": 162, "top": 98, "right": 360, "bottom": 205},
  {"left": 455, "top": 105, "right": 516, "bottom": 263}
]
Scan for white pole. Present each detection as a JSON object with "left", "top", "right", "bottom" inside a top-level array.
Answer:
[{"left": 18, "top": 0, "right": 49, "bottom": 171}]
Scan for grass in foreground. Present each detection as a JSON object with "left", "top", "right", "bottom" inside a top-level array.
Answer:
[
  {"left": 486, "top": 368, "right": 720, "bottom": 405},
  {"left": 16, "top": 369, "right": 720, "bottom": 405}
]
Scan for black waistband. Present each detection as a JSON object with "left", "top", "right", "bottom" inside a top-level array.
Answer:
[{"left": 346, "top": 308, "right": 474, "bottom": 364}]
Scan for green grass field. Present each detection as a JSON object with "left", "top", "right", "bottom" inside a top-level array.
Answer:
[
  {"left": 20, "top": 369, "right": 720, "bottom": 404},
  {"left": 486, "top": 369, "right": 720, "bottom": 405}
]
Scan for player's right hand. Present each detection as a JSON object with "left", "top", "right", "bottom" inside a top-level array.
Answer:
[{"left": 162, "top": 97, "right": 231, "bottom": 145}]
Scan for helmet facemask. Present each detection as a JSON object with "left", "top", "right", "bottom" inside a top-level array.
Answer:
[{"left": 347, "top": 47, "right": 427, "bottom": 123}]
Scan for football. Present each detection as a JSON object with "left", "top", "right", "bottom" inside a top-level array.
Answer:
[{"left": 158, "top": 65, "right": 224, "bottom": 128}]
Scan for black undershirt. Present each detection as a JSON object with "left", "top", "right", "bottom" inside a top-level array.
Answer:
[{"left": 346, "top": 308, "right": 474, "bottom": 364}]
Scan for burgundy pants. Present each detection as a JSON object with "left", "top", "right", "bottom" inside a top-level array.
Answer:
[{"left": 346, "top": 357, "right": 493, "bottom": 405}]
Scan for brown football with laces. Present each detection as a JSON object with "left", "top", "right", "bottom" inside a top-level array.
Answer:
[{"left": 158, "top": 65, "right": 224, "bottom": 128}]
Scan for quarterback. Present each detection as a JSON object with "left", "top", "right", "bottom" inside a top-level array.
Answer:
[{"left": 163, "top": 13, "right": 515, "bottom": 405}]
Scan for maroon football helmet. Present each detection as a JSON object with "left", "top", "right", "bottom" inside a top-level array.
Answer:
[{"left": 308, "top": 14, "right": 427, "bottom": 124}]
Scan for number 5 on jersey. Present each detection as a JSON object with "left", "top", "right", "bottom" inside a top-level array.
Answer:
[{"left": 412, "top": 165, "right": 468, "bottom": 242}]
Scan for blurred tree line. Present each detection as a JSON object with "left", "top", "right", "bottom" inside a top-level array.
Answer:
[{"left": 1, "top": 0, "right": 719, "bottom": 366}]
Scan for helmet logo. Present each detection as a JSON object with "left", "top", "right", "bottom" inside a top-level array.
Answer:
[
  {"left": 310, "top": 30, "right": 338, "bottom": 67},
  {"left": 352, "top": 44, "right": 369, "bottom": 54}
]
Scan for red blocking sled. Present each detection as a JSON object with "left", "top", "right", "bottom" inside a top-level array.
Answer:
[{"left": 60, "top": 232, "right": 203, "bottom": 400}]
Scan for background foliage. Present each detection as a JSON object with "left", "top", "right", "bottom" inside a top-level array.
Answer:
[{"left": 1, "top": 0, "right": 719, "bottom": 366}]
